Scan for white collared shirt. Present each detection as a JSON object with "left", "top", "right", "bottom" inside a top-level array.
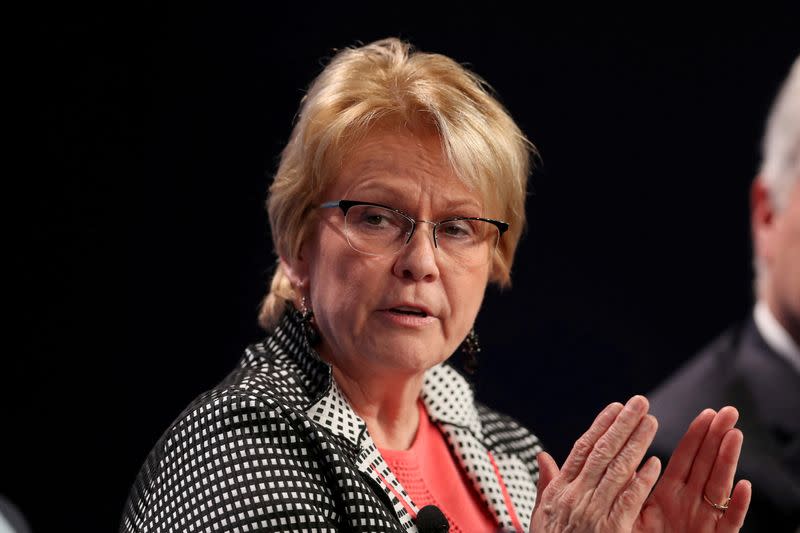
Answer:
[{"left": 753, "top": 300, "right": 800, "bottom": 375}]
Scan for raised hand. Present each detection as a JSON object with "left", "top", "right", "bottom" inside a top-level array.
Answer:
[
  {"left": 632, "top": 407, "right": 751, "bottom": 533},
  {"left": 529, "top": 396, "right": 661, "bottom": 532},
  {"left": 529, "top": 401, "right": 752, "bottom": 533}
]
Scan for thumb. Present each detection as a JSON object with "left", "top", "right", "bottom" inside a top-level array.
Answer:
[{"left": 533, "top": 451, "right": 559, "bottom": 511}]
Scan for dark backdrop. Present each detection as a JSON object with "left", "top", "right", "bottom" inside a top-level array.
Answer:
[{"left": 10, "top": 4, "right": 799, "bottom": 531}]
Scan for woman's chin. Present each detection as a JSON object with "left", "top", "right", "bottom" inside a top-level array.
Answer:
[{"left": 369, "top": 338, "right": 451, "bottom": 374}]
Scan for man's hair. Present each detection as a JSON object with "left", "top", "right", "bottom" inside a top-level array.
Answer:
[
  {"left": 760, "top": 56, "right": 800, "bottom": 210},
  {"left": 258, "top": 38, "right": 535, "bottom": 329},
  {"left": 754, "top": 55, "right": 800, "bottom": 293}
]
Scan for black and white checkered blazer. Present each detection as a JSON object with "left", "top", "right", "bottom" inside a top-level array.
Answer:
[{"left": 121, "top": 310, "right": 542, "bottom": 532}]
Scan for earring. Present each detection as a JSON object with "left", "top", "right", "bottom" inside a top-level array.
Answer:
[
  {"left": 461, "top": 328, "right": 480, "bottom": 374},
  {"left": 299, "top": 296, "right": 320, "bottom": 346},
  {"left": 300, "top": 295, "right": 312, "bottom": 320}
]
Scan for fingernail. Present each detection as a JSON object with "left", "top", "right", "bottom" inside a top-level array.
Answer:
[{"left": 626, "top": 395, "right": 644, "bottom": 411}]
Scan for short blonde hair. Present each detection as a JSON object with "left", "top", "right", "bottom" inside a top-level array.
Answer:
[{"left": 259, "top": 38, "right": 535, "bottom": 329}]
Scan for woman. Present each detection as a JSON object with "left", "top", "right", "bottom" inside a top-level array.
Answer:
[{"left": 122, "top": 38, "right": 751, "bottom": 532}]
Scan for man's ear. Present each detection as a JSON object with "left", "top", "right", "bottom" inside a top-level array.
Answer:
[{"left": 751, "top": 176, "right": 776, "bottom": 266}]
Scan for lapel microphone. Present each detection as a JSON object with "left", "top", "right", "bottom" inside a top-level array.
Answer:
[{"left": 416, "top": 505, "right": 449, "bottom": 532}]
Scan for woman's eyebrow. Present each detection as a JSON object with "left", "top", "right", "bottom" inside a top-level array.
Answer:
[
  {"left": 348, "top": 189, "right": 481, "bottom": 213},
  {"left": 346, "top": 190, "right": 481, "bottom": 214},
  {"left": 441, "top": 199, "right": 482, "bottom": 213}
]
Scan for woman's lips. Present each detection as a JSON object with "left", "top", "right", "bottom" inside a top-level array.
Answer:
[{"left": 378, "top": 309, "right": 437, "bottom": 327}]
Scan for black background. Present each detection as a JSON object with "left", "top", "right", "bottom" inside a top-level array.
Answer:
[{"left": 9, "top": 4, "right": 800, "bottom": 531}]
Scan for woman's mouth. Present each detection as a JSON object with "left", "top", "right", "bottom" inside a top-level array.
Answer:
[
  {"left": 388, "top": 306, "right": 428, "bottom": 317},
  {"left": 379, "top": 306, "right": 436, "bottom": 327}
]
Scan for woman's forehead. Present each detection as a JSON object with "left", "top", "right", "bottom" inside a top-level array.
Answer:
[
  {"left": 328, "top": 129, "right": 484, "bottom": 209},
  {"left": 341, "top": 128, "right": 446, "bottom": 172}
]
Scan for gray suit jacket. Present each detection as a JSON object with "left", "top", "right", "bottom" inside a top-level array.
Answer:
[{"left": 649, "top": 317, "right": 800, "bottom": 532}]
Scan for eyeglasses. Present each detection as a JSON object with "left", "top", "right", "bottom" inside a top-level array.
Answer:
[{"left": 319, "top": 200, "right": 509, "bottom": 268}]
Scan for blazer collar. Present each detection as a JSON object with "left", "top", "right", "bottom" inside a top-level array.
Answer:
[
  {"left": 260, "top": 308, "right": 532, "bottom": 530},
  {"left": 262, "top": 305, "right": 485, "bottom": 446}
]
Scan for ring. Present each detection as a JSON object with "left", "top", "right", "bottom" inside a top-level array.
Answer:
[{"left": 703, "top": 493, "right": 731, "bottom": 512}]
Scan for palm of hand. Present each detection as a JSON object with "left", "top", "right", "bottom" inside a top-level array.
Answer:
[
  {"left": 632, "top": 407, "right": 749, "bottom": 533},
  {"left": 634, "top": 484, "right": 717, "bottom": 533},
  {"left": 529, "top": 405, "right": 751, "bottom": 533}
]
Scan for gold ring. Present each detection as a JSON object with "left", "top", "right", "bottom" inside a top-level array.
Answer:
[{"left": 703, "top": 493, "right": 731, "bottom": 512}]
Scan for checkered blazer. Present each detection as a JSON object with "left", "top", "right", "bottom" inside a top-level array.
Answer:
[{"left": 121, "top": 310, "right": 542, "bottom": 532}]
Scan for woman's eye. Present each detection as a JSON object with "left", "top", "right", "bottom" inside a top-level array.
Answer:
[
  {"left": 442, "top": 222, "right": 473, "bottom": 238},
  {"left": 355, "top": 208, "right": 399, "bottom": 229}
]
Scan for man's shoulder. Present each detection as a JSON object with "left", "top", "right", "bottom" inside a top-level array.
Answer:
[
  {"left": 648, "top": 321, "right": 748, "bottom": 451},
  {"left": 653, "top": 321, "right": 747, "bottom": 395}
]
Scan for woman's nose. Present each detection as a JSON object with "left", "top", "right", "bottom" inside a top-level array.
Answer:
[{"left": 392, "top": 224, "right": 441, "bottom": 282}]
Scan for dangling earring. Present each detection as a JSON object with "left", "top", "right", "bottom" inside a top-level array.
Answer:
[
  {"left": 299, "top": 295, "right": 320, "bottom": 346},
  {"left": 461, "top": 328, "right": 480, "bottom": 374}
]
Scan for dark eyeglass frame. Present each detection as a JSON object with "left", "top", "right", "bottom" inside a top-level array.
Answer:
[{"left": 319, "top": 199, "right": 509, "bottom": 250}]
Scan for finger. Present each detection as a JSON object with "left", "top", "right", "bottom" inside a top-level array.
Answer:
[
  {"left": 593, "top": 414, "right": 659, "bottom": 508},
  {"left": 609, "top": 456, "right": 661, "bottom": 526},
  {"left": 561, "top": 402, "right": 624, "bottom": 482},
  {"left": 577, "top": 395, "right": 649, "bottom": 488},
  {"left": 660, "top": 408, "right": 716, "bottom": 484},
  {"left": 703, "top": 428, "right": 743, "bottom": 508},
  {"left": 716, "top": 479, "right": 751, "bottom": 533},
  {"left": 687, "top": 407, "right": 739, "bottom": 491},
  {"left": 534, "top": 451, "right": 560, "bottom": 511}
]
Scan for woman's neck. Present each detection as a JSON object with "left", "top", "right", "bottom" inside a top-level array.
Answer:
[{"left": 331, "top": 363, "right": 424, "bottom": 451}]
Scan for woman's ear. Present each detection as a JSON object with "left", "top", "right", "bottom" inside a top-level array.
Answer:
[{"left": 280, "top": 252, "right": 309, "bottom": 291}]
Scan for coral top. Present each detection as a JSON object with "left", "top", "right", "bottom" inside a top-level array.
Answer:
[{"left": 379, "top": 401, "right": 498, "bottom": 532}]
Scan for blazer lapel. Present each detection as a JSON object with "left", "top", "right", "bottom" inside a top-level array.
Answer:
[
  {"left": 306, "top": 378, "right": 420, "bottom": 532},
  {"left": 423, "top": 364, "right": 536, "bottom": 531}
]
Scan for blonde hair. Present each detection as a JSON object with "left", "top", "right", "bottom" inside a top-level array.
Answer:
[{"left": 259, "top": 38, "right": 535, "bottom": 329}]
